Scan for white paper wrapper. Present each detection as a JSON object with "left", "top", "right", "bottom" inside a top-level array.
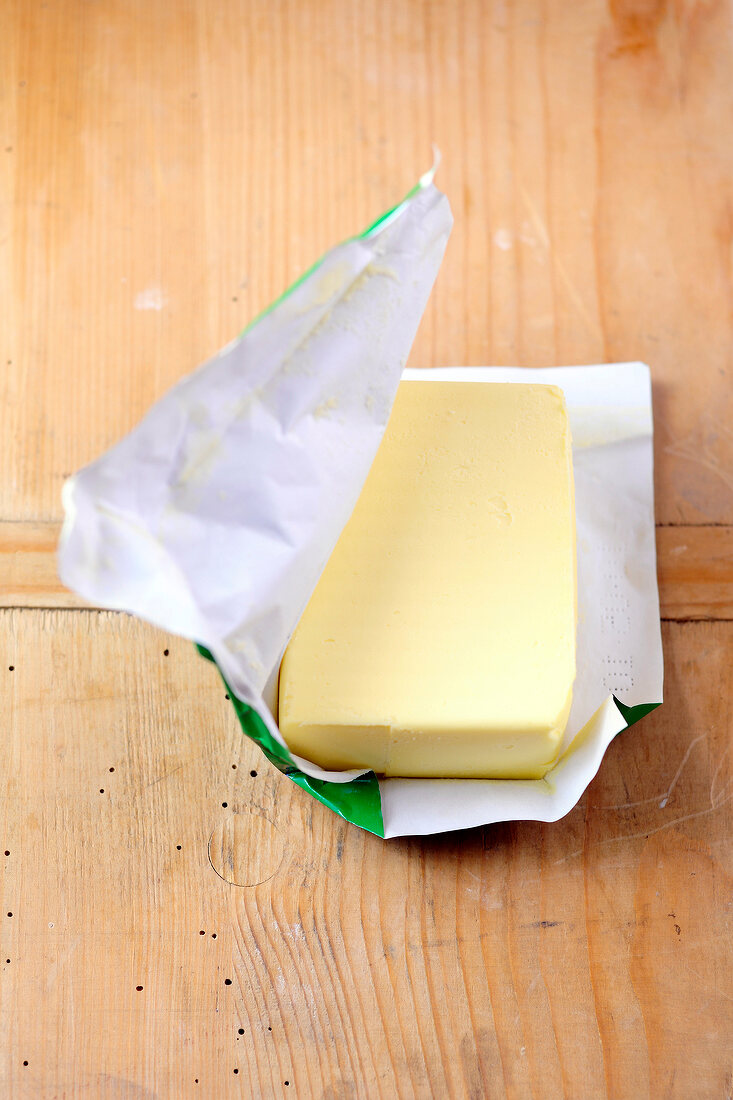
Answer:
[
  {"left": 380, "top": 363, "right": 663, "bottom": 836},
  {"left": 59, "top": 177, "right": 452, "bottom": 709},
  {"left": 58, "top": 176, "right": 663, "bottom": 838}
]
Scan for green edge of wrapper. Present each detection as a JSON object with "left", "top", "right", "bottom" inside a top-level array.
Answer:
[
  {"left": 194, "top": 476, "right": 659, "bottom": 838},
  {"left": 613, "top": 697, "right": 662, "bottom": 729},
  {"left": 196, "top": 645, "right": 385, "bottom": 838},
  {"left": 198, "top": 642, "right": 660, "bottom": 838},
  {"left": 240, "top": 173, "right": 432, "bottom": 336}
]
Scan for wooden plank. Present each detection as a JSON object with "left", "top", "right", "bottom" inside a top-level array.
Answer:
[
  {"left": 2, "top": 0, "right": 732, "bottom": 526},
  {"left": 0, "top": 521, "right": 96, "bottom": 609},
  {"left": 1, "top": 610, "right": 731, "bottom": 1098},
  {"left": 2, "top": 520, "right": 730, "bottom": 620},
  {"left": 657, "top": 525, "right": 733, "bottom": 621}
]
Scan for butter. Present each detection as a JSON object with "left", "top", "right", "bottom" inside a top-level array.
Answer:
[{"left": 278, "top": 381, "right": 576, "bottom": 779}]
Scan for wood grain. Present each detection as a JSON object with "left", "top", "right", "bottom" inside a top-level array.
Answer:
[
  {"left": 3, "top": 0, "right": 732, "bottom": 1097},
  {"left": 656, "top": 524, "right": 733, "bottom": 621},
  {"left": 0, "top": 522, "right": 96, "bottom": 609},
  {"left": 1, "top": 611, "right": 731, "bottom": 1098}
]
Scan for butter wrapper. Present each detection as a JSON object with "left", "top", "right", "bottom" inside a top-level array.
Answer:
[
  {"left": 379, "top": 363, "right": 663, "bottom": 835},
  {"left": 58, "top": 175, "right": 663, "bottom": 838}
]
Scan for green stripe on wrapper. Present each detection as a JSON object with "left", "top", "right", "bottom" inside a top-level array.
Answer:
[
  {"left": 196, "top": 645, "right": 385, "bottom": 838},
  {"left": 613, "top": 697, "right": 662, "bottom": 730},
  {"left": 240, "top": 166, "right": 438, "bottom": 337},
  {"left": 196, "top": 644, "right": 660, "bottom": 840}
]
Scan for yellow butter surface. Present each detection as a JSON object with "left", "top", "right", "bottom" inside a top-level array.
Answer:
[{"left": 278, "top": 381, "right": 576, "bottom": 779}]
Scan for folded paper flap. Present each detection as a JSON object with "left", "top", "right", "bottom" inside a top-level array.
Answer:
[{"left": 59, "top": 180, "right": 453, "bottom": 700}]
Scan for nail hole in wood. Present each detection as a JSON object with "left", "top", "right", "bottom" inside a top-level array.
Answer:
[
  {"left": 8, "top": 666, "right": 14, "bottom": 672},
  {"left": 250, "top": 770, "right": 257, "bottom": 778},
  {"left": 163, "top": 649, "right": 169, "bottom": 656},
  {"left": 211, "top": 933, "right": 217, "bottom": 938},
  {"left": 176, "top": 845, "right": 182, "bottom": 850},
  {"left": 238, "top": 1028, "right": 244, "bottom": 1035},
  {"left": 224, "top": 978, "right": 232, "bottom": 986},
  {"left": 136, "top": 985, "right": 143, "bottom": 991},
  {"left": 222, "top": 802, "right": 228, "bottom": 808}
]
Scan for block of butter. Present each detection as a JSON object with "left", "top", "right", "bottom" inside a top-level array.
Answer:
[{"left": 278, "top": 381, "right": 576, "bottom": 779}]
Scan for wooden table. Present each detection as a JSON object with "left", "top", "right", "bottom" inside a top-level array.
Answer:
[{"left": 2, "top": 2, "right": 732, "bottom": 1096}]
